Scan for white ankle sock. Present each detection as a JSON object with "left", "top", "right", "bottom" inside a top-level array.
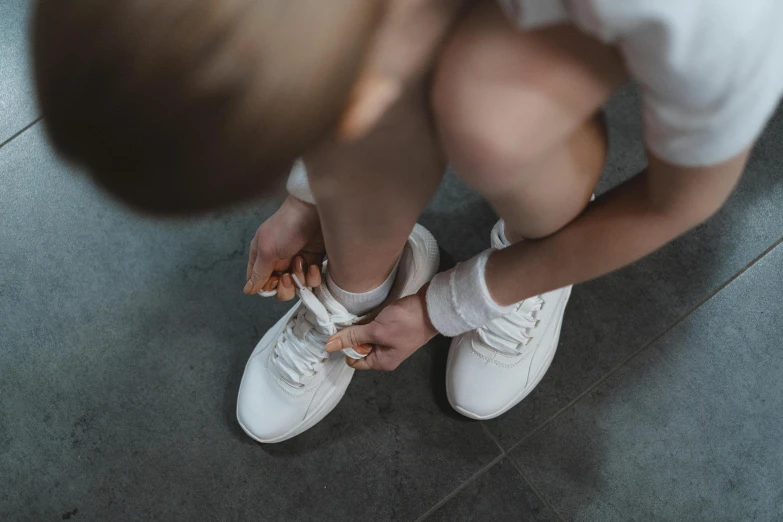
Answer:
[
  {"left": 497, "top": 220, "right": 512, "bottom": 247},
  {"left": 326, "top": 259, "right": 400, "bottom": 316},
  {"left": 426, "top": 249, "right": 516, "bottom": 337},
  {"left": 426, "top": 220, "right": 517, "bottom": 337}
]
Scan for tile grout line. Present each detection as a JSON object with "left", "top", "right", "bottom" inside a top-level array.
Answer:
[
  {"left": 416, "top": 237, "right": 782, "bottom": 520},
  {"left": 480, "top": 421, "right": 506, "bottom": 455},
  {"left": 481, "top": 421, "right": 563, "bottom": 519},
  {"left": 6, "top": 109, "right": 780, "bottom": 520},
  {"left": 0, "top": 117, "right": 43, "bottom": 152},
  {"left": 507, "top": 453, "right": 566, "bottom": 522},
  {"left": 411, "top": 404, "right": 507, "bottom": 520},
  {"left": 413, "top": 454, "right": 505, "bottom": 522},
  {"left": 506, "top": 235, "right": 783, "bottom": 454}
]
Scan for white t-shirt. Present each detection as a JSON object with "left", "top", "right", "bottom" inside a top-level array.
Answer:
[{"left": 499, "top": 0, "right": 783, "bottom": 166}]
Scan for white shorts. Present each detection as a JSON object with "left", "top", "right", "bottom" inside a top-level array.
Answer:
[{"left": 499, "top": 0, "right": 783, "bottom": 167}]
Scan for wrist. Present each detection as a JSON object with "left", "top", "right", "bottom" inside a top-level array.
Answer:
[{"left": 417, "top": 283, "right": 438, "bottom": 339}]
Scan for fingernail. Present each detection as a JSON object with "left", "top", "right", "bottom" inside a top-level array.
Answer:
[
  {"left": 325, "top": 339, "right": 341, "bottom": 353},
  {"left": 295, "top": 257, "right": 304, "bottom": 273},
  {"left": 309, "top": 265, "right": 319, "bottom": 277},
  {"left": 355, "top": 345, "right": 372, "bottom": 355},
  {"left": 282, "top": 274, "right": 293, "bottom": 288},
  {"left": 271, "top": 279, "right": 279, "bottom": 289},
  {"left": 243, "top": 280, "right": 253, "bottom": 293}
]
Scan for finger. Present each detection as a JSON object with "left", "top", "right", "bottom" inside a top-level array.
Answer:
[
  {"left": 302, "top": 251, "right": 325, "bottom": 267},
  {"left": 293, "top": 256, "right": 307, "bottom": 286},
  {"left": 325, "top": 324, "right": 379, "bottom": 353},
  {"left": 345, "top": 357, "right": 377, "bottom": 371},
  {"left": 347, "top": 347, "right": 390, "bottom": 371},
  {"left": 345, "top": 357, "right": 370, "bottom": 371},
  {"left": 342, "top": 342, "right": 374, "bottom": 361},
  {"left": 261, "top": 276, "right": 279, "bottom": 294},
  {"left": 248, "top": 238, "right": 277, "bottom": 295},
  {"left": 353, "top": 344, "right": 373, "bottom": 356},
  {"left": 276, "top": 273, "right": 296, "bottom": 301},
  {"left": 338, "top": 72, "right": 402, "bottom": 142},
  {"left": 305, "top": 264, "right": 322, "bottom": 288},
  {"left": 245, "top": 235, "right": 258, "bottom": 294}
]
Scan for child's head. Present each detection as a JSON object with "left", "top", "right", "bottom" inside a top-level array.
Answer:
[{"left": 32, "top": 0, "right": 383, "bottom": 214}]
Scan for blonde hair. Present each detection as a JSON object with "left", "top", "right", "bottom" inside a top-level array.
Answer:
[{"left": 33, "top": 0, "right": 383, "bottom": 214}]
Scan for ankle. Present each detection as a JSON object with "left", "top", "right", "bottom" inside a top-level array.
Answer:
[{"left": 326, "top": 259, "right": 400, "bottom": 315}]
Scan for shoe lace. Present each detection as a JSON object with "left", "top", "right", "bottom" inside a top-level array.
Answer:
[
  {"left": 476, "top": 295, "right": 545, "bottom": 356},
  {"left": 273, "top": 276, "right": 355, "bottom": 388}
]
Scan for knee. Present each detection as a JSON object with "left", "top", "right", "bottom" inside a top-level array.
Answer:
[{"left": 432, "top": 44, "right": 551, "bottom": 192}]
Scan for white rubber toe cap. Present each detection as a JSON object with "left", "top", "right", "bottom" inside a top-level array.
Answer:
[
  {"left": 236, "top": 353, "right": 309, "bottom": 443},
  {"left": 446, "top": 334, "right": 535, "bottom": 420}
]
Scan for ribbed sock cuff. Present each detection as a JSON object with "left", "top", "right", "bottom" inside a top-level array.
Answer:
[
  {"left": 426, "top": 249, "right": 516, "bottom": 337},
  {"left": 326, "top": 258, "right": 400, "bottom": 316}
]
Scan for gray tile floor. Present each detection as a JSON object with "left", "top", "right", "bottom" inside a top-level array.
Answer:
[{"left": 2, "top": 3, "right": 782, "bottom": 520}]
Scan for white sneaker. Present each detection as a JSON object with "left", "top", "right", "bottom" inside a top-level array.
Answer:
[
  {"left": 237, "top": 224, "right": 439, "bottom": 443},
  {"left": 446, "top": 221, "right": 571, "bottom": 420}
]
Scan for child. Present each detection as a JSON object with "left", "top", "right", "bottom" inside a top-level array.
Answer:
[{"left": 33, "top": 0, "right": 783, "bottom": 441}]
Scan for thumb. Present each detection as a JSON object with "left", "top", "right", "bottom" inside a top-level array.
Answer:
[
  {"left": 325, "top": 323, "right": 378, "bottom": 354},
  {"left": 337, "top": 71, "right": 402, "bottom": 142},
  {"left": 246, "top": 236, "right": 278, "bottom": 295}
]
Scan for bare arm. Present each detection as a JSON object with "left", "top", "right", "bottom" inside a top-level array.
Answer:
[
  {"left": 485, "top": 149, "right": 752, "bottom": 305},
  {"left": 325, "top": 149, "right": 752, "bottom": 371},
  {"left": 339, "top": 0, "right": 469, "bottom": 140}
]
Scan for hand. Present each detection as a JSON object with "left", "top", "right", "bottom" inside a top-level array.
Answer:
[
  {"left": 338, "top": 0, "right": 467, "bottom": 140},
  {"left": 324, "top": 285, "right": 438, "bottom": 371},
  {"left": 244, "top": 195, "right": 326, "bottom": 301}
]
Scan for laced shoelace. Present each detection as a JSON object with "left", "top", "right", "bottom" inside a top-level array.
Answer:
[
  {"left": 273, "top": 276, "right": 355, "bottom": 388},
  {"left": 476, "top": 295, "right": 545, "bottom": 356}
]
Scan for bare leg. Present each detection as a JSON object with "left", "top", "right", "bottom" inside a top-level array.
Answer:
[
  {"left": 434, "top": 4, "right": 626, "bottom": 241},
  {"left": 235, "top": 87, "right": 446, "bottom": 446},
  {"left": 484, "top": 114, "right": 608, "bottom": 242},
  {"left": 307, "top": 84, "right": 445, "bottom": 293}
]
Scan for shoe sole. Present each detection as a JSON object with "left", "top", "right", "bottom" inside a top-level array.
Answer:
[
  {"left": 446, "top": 286, "right": 572, "bottom": 421},
  {"left": 238, "top": 223, "right": 440, "bottom": 443}
]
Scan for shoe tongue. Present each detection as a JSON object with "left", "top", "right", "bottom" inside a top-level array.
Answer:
[{"left": 291, "top": 274, "right": 347, "bottom": 319}]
